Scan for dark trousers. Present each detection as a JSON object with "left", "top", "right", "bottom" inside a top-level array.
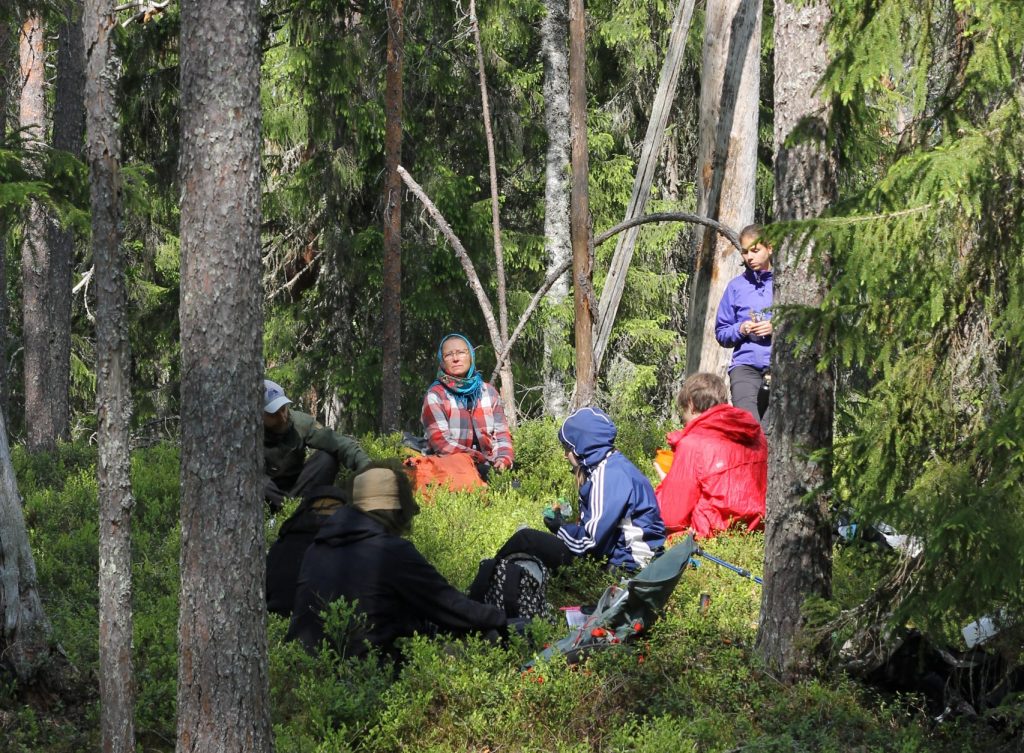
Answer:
[
  {"left": 265, "top": 450, "right": 339, "bottom": 510},
  {"left": 729, "top": 365, "right": 770, "bottom": 427},
  {"left": 495, "top": 528, "right": 576, "bottom": 572}
]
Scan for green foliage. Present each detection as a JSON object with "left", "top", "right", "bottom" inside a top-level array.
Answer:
[{"left": 7, "top": 433, "right": 1021, "bottom": 752}]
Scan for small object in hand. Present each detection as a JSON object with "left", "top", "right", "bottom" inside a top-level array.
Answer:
[
  {"left": 542, "top": 506, "right": 564, "bottom": 533},
  {"left": 699, "top": 592, "right": 711, "bottom": 615}
]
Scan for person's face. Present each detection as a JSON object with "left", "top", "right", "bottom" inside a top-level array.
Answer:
[
  {"left": 264, "top": 405, "right": 290, "bottom": 433},
  {"left": 441, "top": 338, "right": 472, "bottom": 378},
  {"left": 564, "top": 449, "right": 579, "bottom": 469},
  {"left": 741, "top": 239, "right": 773, "bottom": 272}
]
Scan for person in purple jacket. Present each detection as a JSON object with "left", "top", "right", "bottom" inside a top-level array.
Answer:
[{"left": 715, "top": 224, "right": 773, "bottom": 426}]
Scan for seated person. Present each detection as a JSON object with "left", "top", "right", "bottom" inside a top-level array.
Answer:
[
  {"left": 286, "top": 464, "right": 507, "bottom": 660},
  {"left": 266, "top": 485, "right": 348, "bottom": 617},
  {"left": 654, "top": 372, "right": 767, "bottom": 539},
  {"left": 421, "top": 334, "right": 514, "bottom": 478},
  {"left": 496, "top": 406, "right": 665, "bottom": 572},
  {"left": 263, "top": 379, "right": 371, "bottom": 511}
]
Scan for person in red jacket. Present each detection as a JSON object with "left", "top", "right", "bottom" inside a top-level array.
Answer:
[{"left": 654, "top": 372, "right": 767, "bottom": 539}]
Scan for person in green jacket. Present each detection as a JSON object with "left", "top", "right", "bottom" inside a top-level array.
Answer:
[{"left": 263, "top": 379, "right": 371, "bottom": 510}]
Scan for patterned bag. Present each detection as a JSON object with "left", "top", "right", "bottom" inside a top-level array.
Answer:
[{"left": 469, "top": 553, "right": 552, "bottom": 620}]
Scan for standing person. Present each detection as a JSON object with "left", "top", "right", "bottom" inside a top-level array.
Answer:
[
  {"left": 654, "top": 372, "right": 767, "bottom": 539},
  {"left": 421, "top": 333, "right": 514, "bottom": 478},
  {"left": 287, "top": 464, "right": 507, "bottom": 659},
  {"left": 496, "top": 406, "right": 665, "bottom": 572},
  {"left": 715, "top": 224, "right": 773, "bottom": 424},
  {"left": 263, "top": 379, "right": 371, "bottom": 510}
]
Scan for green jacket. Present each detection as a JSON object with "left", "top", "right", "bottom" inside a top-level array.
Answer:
[{"left": 264, "top": 409, "right": 371, "bottom": 482}]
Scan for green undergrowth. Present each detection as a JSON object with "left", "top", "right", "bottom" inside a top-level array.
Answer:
[{"left": 3, "top": 424, "right": 1017, "bottom": 752}]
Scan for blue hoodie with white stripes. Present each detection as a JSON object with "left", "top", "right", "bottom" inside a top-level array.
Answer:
[{"left": 556, "top": 407, "right": 666, "bottom": 570}]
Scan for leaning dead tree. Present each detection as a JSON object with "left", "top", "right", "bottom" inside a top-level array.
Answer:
[{"left": 592, "top": 0, "right": 699, "bottom": 374}]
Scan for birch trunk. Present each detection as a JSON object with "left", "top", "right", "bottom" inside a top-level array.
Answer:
[
  {"left": 756, "top": 0, "right": 836, "bottom": 678},
  {"left": 540, "top": 0, "right": 571, "bottom": 418},
  {"left": 86, "top": 0, "right": 136, "bottom": 748},
  {"left": 177, "top": 0, "right": 271, "bottom": 749},
  {"left": 568, "top": 0, "right": 594, "bottom": 407},
  {"left": 381, "top": 0, "right": 404, "bottom": 433},
  {"left": 686, "top": 0, "right": 761, "bottom": 379}
]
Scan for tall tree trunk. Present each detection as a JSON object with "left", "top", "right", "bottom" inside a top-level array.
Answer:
[
  {"left": 686, "top": 0, "right": 761, "bottom": 379},
  {"left": 380, "top": 0, "right": 404, "bottom": 433},
  {"left": 0, "top": 408, "right": 52, "bottom": 681},
  {"left": 85, "top": 0, "right": 136, "bottom": 749},
  {"left": 593, "top": 0, "right": 698, "bottom": 374},
  {"left": 568, "top": 0, "right": 594, "bottom": 407},
  {"left": 756, "top": 0, "right": 836, "bottom": 678},
  {"left": 177, "top": 0, "right": 271, "bottom": 750},
  {"left": 0, "top": 26, "right": 14, "bottom": 416},
  {"left": 20, "top": 12, "right": 61, "bottom": 450},
  {"left": 540, "top": 0, "right": 570, "bottom": 418},
  {"left": 469, "top": 0, "right": 517, "bottom": 426},
  {"left": 47, "top": 2, "right": 85, "bottom": 446}
]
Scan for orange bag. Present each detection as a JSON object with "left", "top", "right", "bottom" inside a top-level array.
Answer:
[{"left": 403, "top": 453, "right": 486, "bottom": 501}]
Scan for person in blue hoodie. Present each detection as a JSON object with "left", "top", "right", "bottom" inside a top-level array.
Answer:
[
  {"left": 496, "top": 406, "right": 666, "bottom": 572},
  {"left": 715, "top": 224, "right": 773, "bottom": 425}
]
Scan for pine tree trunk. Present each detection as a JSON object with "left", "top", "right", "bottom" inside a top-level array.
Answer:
[
  {"left": 756, "top": 0, "right": 836, "bottom": 678},
  {"left": 20, "top": 12, "right": 62, "bottom": 450},
  {"left": 380, "top": 0, "right": 404, "bottom": 433},
  {"left": 568, "top": 0, "right": 595, "bottom": 408},
  {"left": 0, "top": 26, "right": 14, "bottom": 416},
  {"left": 177, "top": 0, "right": 271, "bottom": 750},
  {"left": 0, "top": 407, "right": 52, "bottom": 682},
  {"left": 45, "top": 2, "right": 85, "bottom": 445},
  {"left": 686, "top": 0, "right": 761, "bottom": 379},
  {"left": 540, "top": 0, "right": 571, "bottom": 418},
  {"left": 85, "top": 0, "right": 136, "bottom": 749}
]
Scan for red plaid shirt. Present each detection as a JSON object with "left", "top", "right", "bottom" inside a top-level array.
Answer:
[{"left": 421, "top": 382, "right": 515, "bottom": 468}]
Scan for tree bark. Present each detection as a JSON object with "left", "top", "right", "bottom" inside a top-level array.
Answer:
[
  {"left": 568, "top": 0, "right": 594, "bottom": 408},
  {"left": 380, "top": 0, "right": 404, "bottom": 433},
  {"left": 0, "top": 407, "right": 52, "bottom": 682},
  {"left": 540, "top": 0, "right": 571, "bottom": 418},
  {"left": 469, "top": 0, "right": 517, "bottom": 426},
  {"left": 756, "top": 0, "right": 836, "bottom": 679},
  {"left": 686, "top": 0, "right": 761, "bottom": 380},
  {"left": 177, "top": 0, "right": 271, "bottom": 750},
  {"left": 85, "top": 0, "right": 136, "bottom": 749},
  {"left": 46, "top": 0, "right": 86, "bottom": 446},
  {"left": 20, "top": 12, "right": 63, "bottom": 450},
  {"left": 0, "top": 26, "right": 14, "bottom": 416},
  {"left": 593, "top": 0, "right": 698, "bottom": 374}
]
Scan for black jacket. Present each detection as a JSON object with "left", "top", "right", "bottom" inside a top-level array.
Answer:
[{"left": 286, "top": 506, "right": 505, "bottom": 657}]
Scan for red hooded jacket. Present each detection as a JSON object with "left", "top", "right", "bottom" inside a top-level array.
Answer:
[{"left": 654, "top": 403, "right": 767, "bottom": 538}]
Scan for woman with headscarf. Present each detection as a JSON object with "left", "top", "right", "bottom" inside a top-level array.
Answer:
[
  {"left": 286, "top": 463, "right": 506, "bottom": 660},
  {"left": 420, "top": 333, "right": 514, "bottom": 476}
]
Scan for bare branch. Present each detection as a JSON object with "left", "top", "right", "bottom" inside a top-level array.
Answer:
[
  {"left": 397, "top": 165, "right": 503, "bottom": 354},
  {"left": 594, "top": 211, "right": 742, "bottom": 249}
]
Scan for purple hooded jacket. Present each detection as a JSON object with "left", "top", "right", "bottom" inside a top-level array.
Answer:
[{"left": 715, "top": 267, "right": 773, "bottom": 371}]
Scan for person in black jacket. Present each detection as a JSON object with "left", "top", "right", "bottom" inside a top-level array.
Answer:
[{"left": 286, "top": 464, "right": 506, "bottom": 659}]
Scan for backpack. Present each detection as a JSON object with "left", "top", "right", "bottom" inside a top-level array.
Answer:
[{"left": 469, "top": 553, "right": 552, "bottom": 620}]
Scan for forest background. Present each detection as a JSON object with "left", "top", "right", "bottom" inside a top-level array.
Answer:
[{"left": 1, "top": 0, "right": 1023, "bottom": 751}]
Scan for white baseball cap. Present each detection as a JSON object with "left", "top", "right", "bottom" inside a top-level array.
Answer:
[{"left": 263, "top": 379, "right": 293, "bottom": 413}]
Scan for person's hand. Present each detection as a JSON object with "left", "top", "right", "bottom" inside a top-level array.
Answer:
[
  {"left": 492, "top": 457, "right": 511, "bottom": 471},
  {"left": 750, "top": 320, "right": 773, "bottom": 338},
  {"left": 543, "top": 507, "right": 564, "bottom": 534}
]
